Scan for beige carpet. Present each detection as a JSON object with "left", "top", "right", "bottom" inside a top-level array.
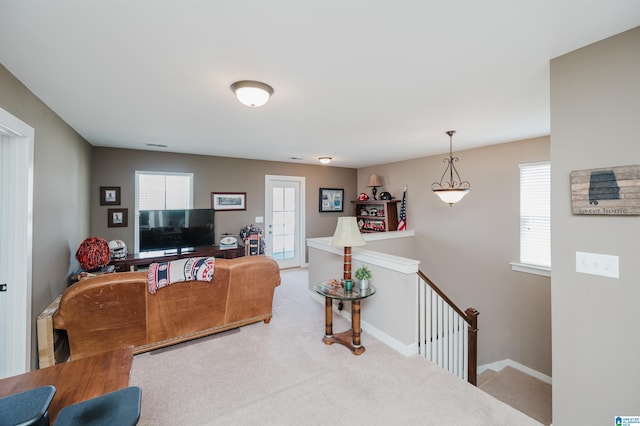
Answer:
[
  {"left": 130, "top": 268, "right": 541, "bottom": 425},
  {"left": 478, "top": 367, "right": 552, "bottom": 425}
]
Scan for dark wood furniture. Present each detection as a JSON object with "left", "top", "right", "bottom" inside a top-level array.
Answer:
[
  {"left": 352, "top": 200, "right": 400, "bottom": 232},
  {"left": 110, "top": 244, "right": 244, "bottom": 272},
  {"left": 314, "top": 281, "right": 377, "bottom": 355},
  {"left": 0, "top": 346, "right": 133, "bottom": 424}
]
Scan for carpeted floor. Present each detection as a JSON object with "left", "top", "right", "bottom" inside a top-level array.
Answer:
[
  {"left": 130, "top": 268, "right": 542, "bottom": 425},
  {"left": 478, "top": 367, "right": 552, "bottom": 425}
]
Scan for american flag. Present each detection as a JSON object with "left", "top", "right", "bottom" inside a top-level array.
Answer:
[{"left": 398, "top": 186, "right": 407, "bottom": 231}]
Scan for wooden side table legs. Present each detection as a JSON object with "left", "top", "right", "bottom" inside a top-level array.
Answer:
[
  {"left": 324, "top": 297, "right": 333, "bottom": 337},
  {"left": 351, "top": 300, "right": 362, "bottom": 347},
  {"left": 322, "top": 298, "right": 366, "bottom": 355}
]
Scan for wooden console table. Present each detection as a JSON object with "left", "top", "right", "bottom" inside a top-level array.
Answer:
[
  {"left": 110, "top": 244, "right": 244, "bottom": 272},
  {"left": 0, "top": 346, "right": 133, "bottom": 424}
]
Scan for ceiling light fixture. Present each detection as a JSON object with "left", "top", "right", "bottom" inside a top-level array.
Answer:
[
  {"left": 318, "top": 157, "right": 332, "bottom": 164},
  {"left": 230, "top": 80, "right": 274, "bottom": 107},
  {"left": 431, "top": 130, "right": 471, "bottom": 206}
]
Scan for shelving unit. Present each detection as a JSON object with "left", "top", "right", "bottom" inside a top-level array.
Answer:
[{"left": 352, "top": 200, "right": 400, "bottom": 232}]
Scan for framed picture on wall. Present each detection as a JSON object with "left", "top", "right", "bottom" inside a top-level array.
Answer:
[
  {"left": 319, "top": 188, "right": 344, "bottom": 212},
  {"left": 100, "top": 186, "right": 121, "bottom": 205},
  {"left": 108, "top": 208, "right": 128, "bottom": 227},
  {"left": 211, "top": 192, "right": 247, "bottom": 211}
]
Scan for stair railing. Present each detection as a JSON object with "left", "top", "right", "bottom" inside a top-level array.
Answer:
[{"left": 417, "top": 270, "right": 479, "bottom": 385}]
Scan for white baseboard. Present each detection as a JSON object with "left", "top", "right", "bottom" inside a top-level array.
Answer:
[
  {"left": 308, "top": 289, "right": 417, "bottom": 356},
  {"left": 478, "top": 358, "right": 552, "bottom": 385}
]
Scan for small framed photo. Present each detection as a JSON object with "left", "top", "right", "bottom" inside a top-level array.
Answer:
[
  {"left": 319, "top": 188, "right": 344, "bottom": 212},
  {"left": 212, "top": 192, "right": 247, "bottom": 211},
  {"left": 100, "top": 186, "right": 121, "bottom": 206},
  {"left": 108, "top": 208, "right": 128, "bottom": 227}
]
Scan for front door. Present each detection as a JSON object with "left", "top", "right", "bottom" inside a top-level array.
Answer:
[{"left": 264, "top": 175, "right": 305, "bottom": 269}]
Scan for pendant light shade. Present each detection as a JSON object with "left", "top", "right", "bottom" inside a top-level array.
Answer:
[
  {"left": 431, "top": 130, "right": 471, "bottom": 206},
  {"left": 230, "top": 80, "right": 274, "bottom": 107}
]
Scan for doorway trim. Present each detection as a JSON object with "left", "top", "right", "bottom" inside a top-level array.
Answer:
[{"left": 0, "top": 107, "right": 34, "bottom": 377}]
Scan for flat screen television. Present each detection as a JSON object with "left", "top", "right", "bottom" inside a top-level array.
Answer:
[{"left": 139, "top": 208, "right": 215, "bottom": 253}]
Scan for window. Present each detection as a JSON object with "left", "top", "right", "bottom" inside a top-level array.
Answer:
[
  {"left": 513, "top": 162, "right": 550, "bottom": 275},
  {"left": 134, "top": 171, "right": 193, "bottom": 252}
]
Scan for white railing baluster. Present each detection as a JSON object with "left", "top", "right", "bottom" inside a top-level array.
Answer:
[
  {"left": 452, "top": 314, "right": 458, "bottom": 377},
  {"left": 425, "top": 286, "right": 431, "bottom": 357},
  {"left": 463, "top": 323, "right": 469, "bottom": 381},
  {"left": 437, "top": 298, "right": 443, "bottom": 367},
  {"left": 431, "top": 288, "right": 438, "bottom": 361},
  {"left": 417, "top": 273, "right": 474, "bottom": 383}
]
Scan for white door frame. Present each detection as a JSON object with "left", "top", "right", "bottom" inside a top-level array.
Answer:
[
  {"left": 0, "top": 107, "right": 34, "bottom": 378},
  {"left": 264, "top": 175, "right": 306, "bottom": 269}
]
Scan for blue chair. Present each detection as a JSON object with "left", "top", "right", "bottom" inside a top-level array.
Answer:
[
  {"left": 54, "top": 386, "right": 141, "bottom": 426},
  {"left": 0, "top": 385, "right": 56, "bottom": 426}
]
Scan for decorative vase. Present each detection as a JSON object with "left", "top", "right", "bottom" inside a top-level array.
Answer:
[{"left": 359, "top": 279, "right": 369, "bottom": 290}]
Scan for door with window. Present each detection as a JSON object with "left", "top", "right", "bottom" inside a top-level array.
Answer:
[{"left": 265, "top": 176, "right": 305, "bottom": 269}]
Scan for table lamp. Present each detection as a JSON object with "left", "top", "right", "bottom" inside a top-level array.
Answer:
[
  {"left": 367, "top": 174, "right": 382, "bottom": 200},
  {"left": 330, "top": 217, "right": 366, "bottom": 286}
]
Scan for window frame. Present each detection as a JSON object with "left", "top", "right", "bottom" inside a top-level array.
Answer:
[
  {"left": 134, "top": 171, "right": 194, "bottom": 253},
  {"left": 511, "top": 161, "right": 551, "bottom": 277}
]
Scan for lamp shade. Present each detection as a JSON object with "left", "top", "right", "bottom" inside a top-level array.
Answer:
[
  {"left": 230, "top": 80, "right": 274, "bottom": 107},
  {"left": 433, "top": 188, "right": 470, "bottom": 205},
  {"left": 367, "top": 174, "right": 382, "bottom": 187},
  {"left": 330, "top": 217, "right": 366, "bottom": 247}
]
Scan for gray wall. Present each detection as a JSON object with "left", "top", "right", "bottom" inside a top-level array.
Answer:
[
  {"left": 358, "top": 136, "right": 552, "bottom": 376},
  {"left": 0, "top": 64, "right": 92, "bottom": 368},
  {"left": 90, "top": 147, "right": 357, "bottom": 259},
  {"left": 550, "top": 27, "right": 640, "bottom": 424}
]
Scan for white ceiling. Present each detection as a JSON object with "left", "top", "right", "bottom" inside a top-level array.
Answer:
[{"left": 1, "top": 2, "right": 639, "bottom": 168}]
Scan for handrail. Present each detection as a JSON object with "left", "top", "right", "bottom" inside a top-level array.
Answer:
[
  {"left": 418, "top": 270, "right": 470, "bottom": 323},
  {"left": 418, "top": 269, "right": 479, "bottom": 385}
]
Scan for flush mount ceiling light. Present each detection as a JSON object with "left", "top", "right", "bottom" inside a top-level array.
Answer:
[
  {"left": 230, "top": 80, "right": 274, "bottom": 107},
  {"left": 431, "top": 130, "right": 471, "bottom": 206},
  {"left": 318, "top": 157, "right": 332, "bottom": 164}
]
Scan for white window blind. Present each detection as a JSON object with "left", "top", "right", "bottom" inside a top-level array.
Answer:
[
  {"left": 134, "top": 171, "right": 194, "bottom": 252},
  {"left": 136, "top": 172, "right": 193, "bottom": 210},
  {"left": 520, "top": 162, "right": 550, "bottom": 267}
]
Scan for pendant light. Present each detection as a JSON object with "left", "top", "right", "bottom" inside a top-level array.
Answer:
[{"left": 431, "top": 130, "right": 471, "bottom": 205}]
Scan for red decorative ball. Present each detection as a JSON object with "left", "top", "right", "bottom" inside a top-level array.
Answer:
[{"left": 75, "top": 237, "right": 110, "bottom": 271}]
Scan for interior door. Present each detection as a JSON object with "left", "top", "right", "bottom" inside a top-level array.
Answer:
[
  {"left": 0, "top": 108, "right": 34, "bottom": 378},
  {"left": 265, "top": 175, "right": 305, "bottom": 269},
  {"left": 0, "top": 134, "right": 8, "bottom": 376}
]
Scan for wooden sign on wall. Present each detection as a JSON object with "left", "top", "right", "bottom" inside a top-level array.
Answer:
[{"left": 571, "top": 165, "right": 640, "bottom": 215}]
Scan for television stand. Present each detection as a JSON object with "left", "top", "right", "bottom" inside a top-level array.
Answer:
[{"left": 110, "top": 245, "right": 244, "bottom": 272}]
